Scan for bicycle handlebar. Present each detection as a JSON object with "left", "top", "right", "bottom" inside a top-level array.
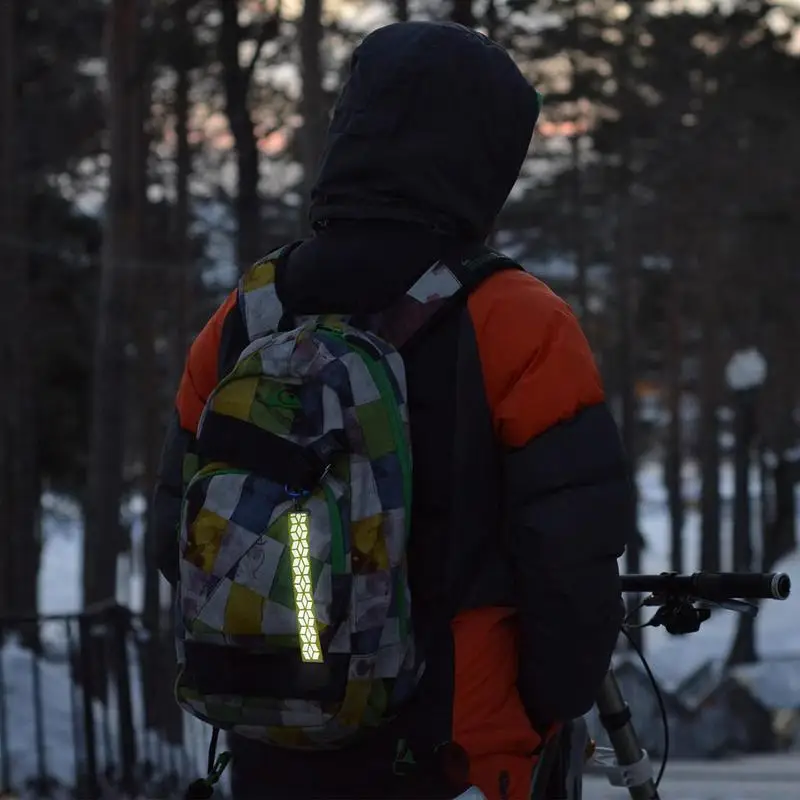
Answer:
[{"left": 621, "top": 571, "right": 791, "bottom": 602}]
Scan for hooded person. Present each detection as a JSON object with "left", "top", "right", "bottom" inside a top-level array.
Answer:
[{"left": 154, "top": 21, "right": 630, "bottom": 800}]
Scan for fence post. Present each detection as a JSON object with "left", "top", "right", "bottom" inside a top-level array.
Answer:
[
  {"left": 0, "top": 628, "right": 11, "bottom": 794},
  {"left": 110, "top": 604, "right": 137, "bottom": 795},
  {"left": 65, "top": 619, "right": 84, "bottom": 791},
  {"left": 78, "top": 614, "right": 100, "bottom": 799},
  {"left": 31, "top": 648, "right": 48, "bottom": 791}
]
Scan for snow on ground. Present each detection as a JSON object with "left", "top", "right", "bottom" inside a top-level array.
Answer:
[
  {"left": 583, "top": 753, "right": 800, "bottom": 799},
  {"left": 2, "top": 461, "right": 799, "bottom": 795},
  {"left": 5, "top": 494, "right": 215, "bottom": 794},
  {"left": 0, "top": 626, "right": 212, "bottom": 794},
  {"left": 0, "top": 641, "right": 76, "bottom": 789},
  {"left": 37, "top": 494, "right": 84, "bottom": 617},
  {"left": 37, "top": 493, "right": 153, "bottom": 618}
]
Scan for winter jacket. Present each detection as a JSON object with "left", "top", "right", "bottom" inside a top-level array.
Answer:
[{"left": 154, "top": 21, "right": 630, "bottom": 800}]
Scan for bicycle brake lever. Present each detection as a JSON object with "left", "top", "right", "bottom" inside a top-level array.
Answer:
[
  {"left": 697, "top": 598, "right": 760, "bottom": 617},
  {"left": 648, "top": 604, "right": 711, "bottom": 634},
  {"left": 640, "top": 593, "right": 662, "bottom": 607}
]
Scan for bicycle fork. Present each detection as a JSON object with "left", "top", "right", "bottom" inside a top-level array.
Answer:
[{"left": 592, "top": 670, "right": 661, "bottom": 799}]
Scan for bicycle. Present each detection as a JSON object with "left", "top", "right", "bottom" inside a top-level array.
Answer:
[
  {"left": 539, "top": 570, "right": 793, "bottom": 800},
  {"left": 452, "top": 570, "right": 793, "bottom": 800}
]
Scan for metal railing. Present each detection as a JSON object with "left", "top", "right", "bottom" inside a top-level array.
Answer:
[{"left": 0, "top": 601, "right": 192, "bottom": 798}]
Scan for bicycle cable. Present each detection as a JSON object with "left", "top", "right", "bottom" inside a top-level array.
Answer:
[{"left": 620, "top": 625, "right": 669, "bottom": 788}]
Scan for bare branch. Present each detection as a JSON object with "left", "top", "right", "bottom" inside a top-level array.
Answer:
[{"left": 244, "top": 11, "right": 281, "bottom": 86}]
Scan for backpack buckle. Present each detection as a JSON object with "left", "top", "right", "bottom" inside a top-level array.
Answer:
[{"left": 393, "top": 738, "right": 417, "bottom": 776}]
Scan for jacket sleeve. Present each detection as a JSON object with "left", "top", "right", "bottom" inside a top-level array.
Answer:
[
  {"left": 468, "top": 269, "right": 631, "bottom": 726},
  {"left": 153, "top": 289, "right": 245, "bottom": 585}
]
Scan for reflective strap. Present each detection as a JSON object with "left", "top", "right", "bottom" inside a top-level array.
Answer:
[{"left": 288, "top": 510, "right": 322, "bottom": 663}]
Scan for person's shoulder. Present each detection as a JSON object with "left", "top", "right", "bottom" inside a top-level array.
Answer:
[
  {"left": 466, "top": 263, "right": 602, "bottom": 446},
  {"left": 467, "top": 265, "right": 575, "bottom": 336}
]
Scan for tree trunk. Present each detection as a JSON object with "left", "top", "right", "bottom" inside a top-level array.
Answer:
[
  {"left": 608, "top": 8, "right": 645, "bottom": 649},
  {"left": 0, "top": 0, "right": 41, "bottom": 649},
  {"left": 83, "top": 0, "right": 141, "bottom": 608},
  {"left": 485, "top": 0, "right": 499, "bottom": 39},
  {"left": 731, "top": 389, "right": 756, "bottom": 573},
  {"left": 664, "top": 264, "right": 684, "bottom": 573},
  {"left": 131, "top": 4, "right": 151, "bottom": 612},
  {"left": 698, "top": 402, "right": 722, "bottom": 569},
  {"left": 763, "top": 458, "right": 797, "bottom": 572},
  {"left": 124, "top": 9, "right": 162, "bottom": 737},
  {"left": 141, "top": 0, "right": 195, "bottom": 750},
  {"left": 395, "top": 0, "right": 409, "bottom": 22},
  {"left": 0, "top": 0, "right": 19, "bottom": 623},
  {"left": 13, "top": 469, "right": 41, "bottom": 651},
  {"left": 450, "top": 0, "right": 476, "bottom": 27},
  {"left": 172, "top": 0, "right": 194, "bottom": 381},
  {"left": 570, "top": 136, "right": 589, "bottom": 323},
  {"left": 234, "top": 124, "right": 261, "bottom": 267},
  {"left": 299, "top": 0, "right": 327, "bottom": 236},
  {"left": 726, "top": 389, "right": 759, "bottom": 667},
  {"left": 726, "top": 612, "right": 758, "bottom": 668},
  {"left": 615, "top": 243, "right": 637, "bottom": 469},
  {"left": 219, "top": 0, "right": 264, "bottom": 269},
  {"left": 139, "top": 255, "right": 168, "bottom": 733},
  {"left": 615, "top": 209, "right": 643, "bottom": 647},
  {"left": 698, "top": 252, "right": 722, "bottom": 572}
]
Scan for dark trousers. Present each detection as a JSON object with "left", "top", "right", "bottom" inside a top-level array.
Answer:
[{"left": 229, "top": 733, "right": 459, "bottom": 800}]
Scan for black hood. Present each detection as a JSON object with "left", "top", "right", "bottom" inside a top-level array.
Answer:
[{"left": 308, "top": 21, "right": 540, "bottom": 241}]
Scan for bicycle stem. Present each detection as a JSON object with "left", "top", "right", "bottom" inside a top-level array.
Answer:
[{"left": 595, "top": 671, "right": 661, "bottom": 800}]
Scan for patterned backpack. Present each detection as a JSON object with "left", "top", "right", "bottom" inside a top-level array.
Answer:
[{"left": 174, "top": 244, "right": 517, "bottom": 764}]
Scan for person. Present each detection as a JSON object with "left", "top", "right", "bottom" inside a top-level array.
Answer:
[{"left": 154, "top": 20, "right": 631, "bottom": 800}]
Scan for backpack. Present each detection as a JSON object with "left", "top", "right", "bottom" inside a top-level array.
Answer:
[{"left": 174, "top": 243, "right": 518, "bottom": 758}]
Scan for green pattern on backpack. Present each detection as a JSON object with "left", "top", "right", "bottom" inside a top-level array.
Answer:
[{"left": 175, "top": 249, "right": 421, "bottom": 749}]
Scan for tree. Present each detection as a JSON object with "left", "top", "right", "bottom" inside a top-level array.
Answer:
[
  {"left": 171, "top": 0, "right": 196, "bottom": 379},
  {"left": 0, "top": 0, "right": 31, "bottom": 628},
  {"left": 0, "top": 0, "right": 46, "bottom": 651},
  {"left": 298, "top": 0, "right": 327, "bottom": 234},
  {"left": 83, "top": 0, "right": 146, "bottom": 608},
  {"left": 698, "top": 258, "right": 723, "bottom": 573},
  {"left": 16, "top": 0, "right": 105, "bottom": 513},
  {"left": 450, "top": 0, "right": 475, "bottom": 27},
  {"left": 218, "top": 0, "right": 280, "bottom": 269},
  {"left": 664, "top": 253, "right": 684, "bottom": 574}
]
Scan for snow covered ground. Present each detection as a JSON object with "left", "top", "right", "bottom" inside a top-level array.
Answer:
[
  {"left": 583, "top": 753, "right": 800, "bottom": 799},
  {"left": 1, "top": 459, "right": 799, "bottom": 796},
  {"left": 3, "top": 495, "right": 215, "bottom": 795}
]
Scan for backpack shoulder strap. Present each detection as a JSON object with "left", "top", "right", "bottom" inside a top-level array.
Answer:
[
  {"left": 373, "top": 246, "right": 521, "bottom": 354},
  {"left": 238, "top": 241, "right": 302, "bottom": 340}
]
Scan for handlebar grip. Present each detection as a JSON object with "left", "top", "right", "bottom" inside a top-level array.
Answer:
[
  {"left": 621, "top": 572, "right": 792, "bottom": 601},
  {"left": 695, "top": 572, "right": 791, "bottom": 601}
]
